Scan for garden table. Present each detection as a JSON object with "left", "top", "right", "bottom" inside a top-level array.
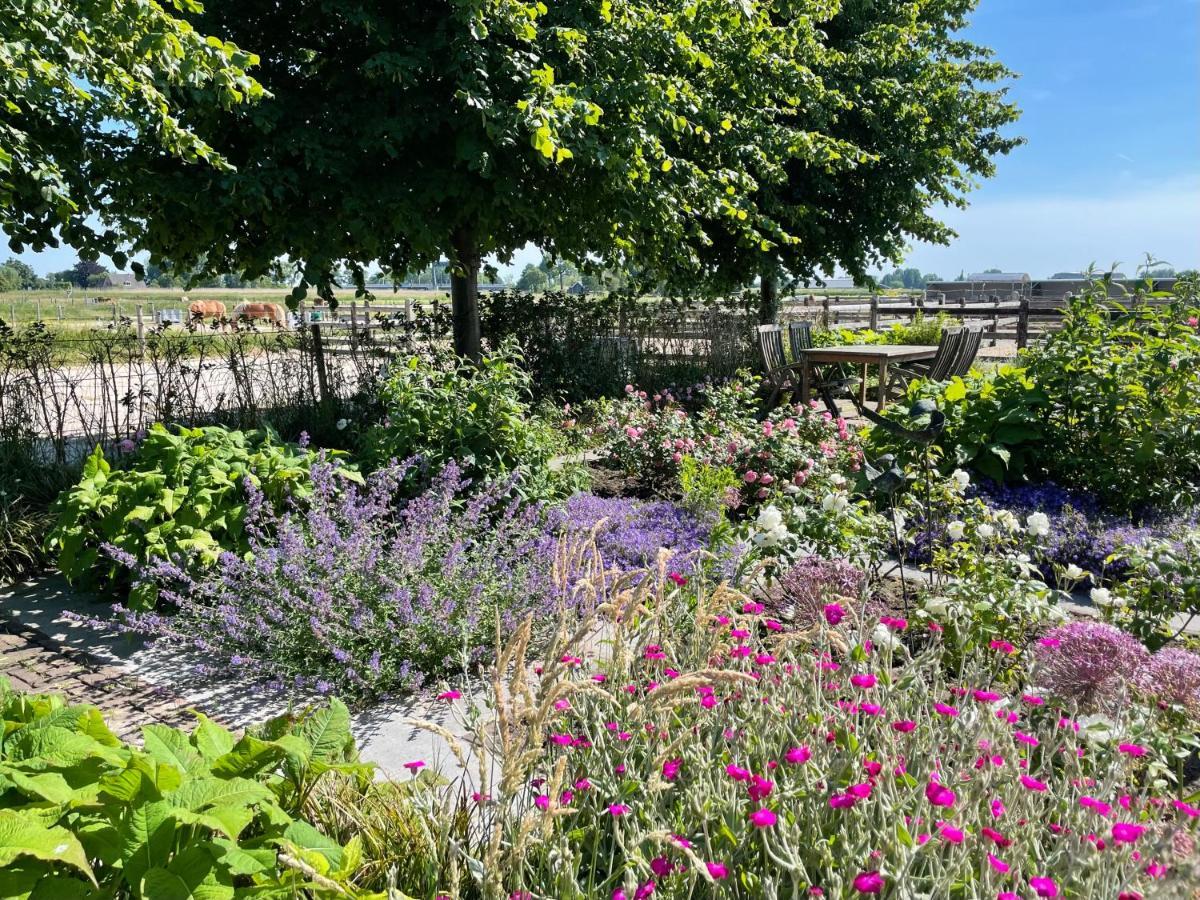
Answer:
[{"left": 798, "top": 344, "right": 939, "bottom": 411}]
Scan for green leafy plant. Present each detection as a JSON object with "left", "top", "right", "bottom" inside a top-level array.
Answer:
[
  {"left": 362, "top": 341, "right": 579, "bottom": 500},
  {"left": 47, "top": 424, "right": 356, "bottom": 607},
  {"left": 0, "top": 683, "right": 385, "bottom": 898},
  {"left": 1099, "top": 528, "right": 1200, "bottom": 651}
]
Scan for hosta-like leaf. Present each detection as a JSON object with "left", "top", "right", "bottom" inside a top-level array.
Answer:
[
  {"left": 0, "top": 810, "right": 95, "bottom": 883},
  {"left": 143, "top": 725, "right": 207, "bottom": 776}
]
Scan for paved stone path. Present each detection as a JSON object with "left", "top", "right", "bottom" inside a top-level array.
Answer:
[{"left": 0, "top": 623, "right": 198, "bottom": 740}]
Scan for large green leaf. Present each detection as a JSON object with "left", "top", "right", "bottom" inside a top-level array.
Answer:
[
  {"left": 143, "top": 725, "right": 207, "bottom": 776},
  {"left": 141, "top": 844, "right": 235, "bottom": 900},
  {"left": 0, "top": 810, "right": 95, "bottom": 883},
  {"left": 299, "top": 699, "right": 351, "bottom": 764}
]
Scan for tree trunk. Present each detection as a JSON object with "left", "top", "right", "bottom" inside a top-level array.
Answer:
[
  {"left": 759, "top": 270, "right": 780, "bottom": 325},
  {"left": 449, "top": 230, "right": 481, "bottom": 362}
]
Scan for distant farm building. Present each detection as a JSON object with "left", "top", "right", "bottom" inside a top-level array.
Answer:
[
  {"left": 101, "top": 272, "right": 146, "bottom": 288},
  {"left": 925, "top": 273, "right": 1175, "bottom": 303}
]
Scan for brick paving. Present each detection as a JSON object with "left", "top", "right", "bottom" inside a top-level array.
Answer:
[{"left": 0, "top": 623, "right": 200, "bottom": 741}]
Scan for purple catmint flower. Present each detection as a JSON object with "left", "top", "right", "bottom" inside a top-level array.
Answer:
[{"left": 1032, "top": 621, "right": 1149, "bottom": 713}]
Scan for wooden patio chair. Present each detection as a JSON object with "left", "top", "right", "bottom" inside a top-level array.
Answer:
[
  {"left": 757, "top": 323, "right": 854, "bottom": 412},
  {"left": 950, "top": 326, "right": 983, "bottom": 377},
  {"left": 882, "top": 326, "right": 965, "bottom": 399}
]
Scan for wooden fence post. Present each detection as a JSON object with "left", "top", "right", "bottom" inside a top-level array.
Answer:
[
  {"left": 404, "top": 297, "right": 415, "bottom": 323},
  {"left": 1017, "top": 295, "right": 1030, "bottom": 349},
  {"left": 311, "top": 322, "right": 330, "bottom": 403},
  {"left": 112, "top": 302, "right": 118, "bottom": 326},
  {"left": 869, "top": 295, "right": 879, "bottom": 331},
  {"left": 821, "top": 296, "right": 830, "bottom": 329},
  {"left": 349, "top": 300, "right": 358, "bottom": 351},
  {"left": 136, "top": 305, "right": 145, "bottom": 354}
]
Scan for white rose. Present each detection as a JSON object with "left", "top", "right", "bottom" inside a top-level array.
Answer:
[
  {"left": 924, "top": 595, "right": 949, "bottom": 616},
  {"left": 783, "top": 483, "right": 800, "bottom": 495},
  {"left": 977, "top": 523, "right": 995, "bottom": 540},
  {"left": 1077, "top": 713, "right": 1116, "bottom": 743},
  {"left": 946, "top": 521, "right": 965, "bottom": 541},
  {"left": 996, "top": 510, "right": 1020, "bottom": 532},
  {"left": 870, "top": 623, "right": 901, "bottom": 651},
  {"left": 1090, "top": 587, "right": 1112, "bottom": 607},
  {"left": 829, "top": 473, "right": 847, "bottom": 487},
  {"left": 821, "top": 493, "right": 848, "bottom": 514},
  {"left": 1064, "top": 564, "right": 1085, "bottom": 581},
  {"left": 950, "top": 469, "right": 970, "bottom": 491},
  {"left": 756, "top": 505, "right": 783, "bottom": 532},
  {"left": 335, "top": 418, "right": 349, "bottom": 431},
  {"left": 1026, "top": 512, "right": 1050, "bottom": 537}
]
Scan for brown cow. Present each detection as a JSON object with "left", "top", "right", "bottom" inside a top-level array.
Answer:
[
  {"left": 232, "top": 302, "right": 287, "bottom": 328},
  {"left": 187, "top": 300, "right": 227, "bottom": 320}
]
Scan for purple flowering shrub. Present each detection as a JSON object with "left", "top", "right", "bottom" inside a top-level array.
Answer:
[
  {"left": 112, "top": 458, "right": 564, "bottom": 700},
  {"left": 541, "top": 493, "right": 714, "bottom": 576},
  {"left": 1140, "top": 647, "right": 1200, "bottom": 718}
]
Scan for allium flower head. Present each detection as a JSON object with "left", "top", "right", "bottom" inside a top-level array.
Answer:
[{"left": 1032, "top": 621, "right": 1149, "bottom": 713}]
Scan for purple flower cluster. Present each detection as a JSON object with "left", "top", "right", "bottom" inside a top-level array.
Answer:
[
  {"left": 1032, "top": 621, "right": 1150, "bottom": 714},
  {"left": 765, "top": 555, "right": 867, "bottom": 628},
  {"left": 110, "top": 457, "right": 567, "bottom": 701},
  {"left": 542, "top": 493, "right": 713, "bottom": 575},
  {"left": 1138, "top": 647, "right": 1200, "bottom": 717}
]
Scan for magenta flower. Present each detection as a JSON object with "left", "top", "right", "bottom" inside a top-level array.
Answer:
[
  {"left": 608, "top": 803, "right": 631, "bottom": 816},
  {"left": 1118, "top": 742, "right": 1147, "bottom": 757},
  {"left": 748, "top": 807, "right": 777, "bottom": 828},
  {"left": 1029, "top": 876, "right": 1059, "bottom": 898},
  {"left": 934, "top": 702, "right": 959, "bottom": 717},
  {"left": 1080, "top": 796, "right": 1112, "bottom": 816},
  {"left": 891, "top": 720, "right": 916, "bottom": 733},
  {"left": 437, "top": 690, "right": 462, "bottom": 701},
  {"left": 667, "top": 571, "right": 687, "bottom": 586},
  {"left": 1014, "top": 731, "right": 1039, "bottom": 747},
  {"left": 925, "top": 780, "right": 956, "bottom": 807},
  {"left": 973, "top": 690, "right": 1001, "bottom": 703},
  {"left": 853, "top": 871, "right": 884, "bottom": 894},
  {"left": 989, "top": 639, "right": 1016, "bottom": 655},
  {"left": 534, "top": 794, "right": 549, "bottom": 810},
  {"left": 706, "top": 861, "right": 728, "bottom": 880},
  {"left": 649, "top": 857, "right": 674, "bottom": 877},
  {"left": 662, "top": 758, "right": 682, "bottom": 781},
  {"left": 748, "top": 775, "right": 775, "bottom": 803},
  {"left": 1020, "top": 775, "right": 1048, "bottom": 792},
  {"left": 988, "top": 853, "right": 1010, "bottom": 874},
  {"left": 786, "top": 746, "right": 812, "bottom": 764},
  {"left": 823, "top": 603, "right": 845, "bottom": 626},
  {"left": 1112, "top": 822, "right": 1146, "bottom": 844},
  {"left": 403, "top": 760, "right": 425, "bottom": 772},
  {"left": 939, "top": 824, "right": 964, "bottom": 844},
  {"left": 726, "top": 764, "right": 752, "bottom": 782},
  {"left": 850, "top": 673, "right": 877, "bottom": 689},
  {"left": 829, "top": 793, "right": 856, "bottom": 809}
]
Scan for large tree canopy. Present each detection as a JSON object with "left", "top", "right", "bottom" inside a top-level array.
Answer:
[
  {"left": 0, "top": 0, "right": 262, "bottom": 267},
  {"left": 5, "top": 1, "right": 1020, "bottom": 358}
]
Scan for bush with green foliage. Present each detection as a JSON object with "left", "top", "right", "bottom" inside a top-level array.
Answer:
[
  {"left": 0, "top": 437, "right": 75, "bottom": 582},
  {"left": 47, "top": 424, "right": 356, "bottom": 606},
  {"left": 361, "top": 342, "right": 581, "bottom": 501},
  {"left": 816, "top": 311, "right": 961, "bottom": 348},
  {"left": 0, "top": 683, "right": 385, "bottom": 899},
  {"left": 870, "top": 276, "right": 1200, "bottom": 513}
]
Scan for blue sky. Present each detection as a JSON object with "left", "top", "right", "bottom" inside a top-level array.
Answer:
[{"left": 8, "top": 0, "right": 1199, "bottom": 280}]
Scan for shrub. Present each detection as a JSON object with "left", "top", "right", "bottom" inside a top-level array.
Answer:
[
  {"left": 595, "top": 373, "right": 863, "bottom": 510},
  {"left": 394, "top": 554, "right": 1198, "bottom": 899},
  {"left": 872, "top": 275, "right": 1200, "bottom": 514},
  {"left": 1099, "top": 528, "right": 1200, "bottom": 650},
  {"left": 47, "top": 424, "right": 353, "bottom": 607},
  {"left": 361, "top": 341, "right": 579, "bottom": 501},
  {"left": 0, "top": 682, "right": 376, "bottom": 898}
]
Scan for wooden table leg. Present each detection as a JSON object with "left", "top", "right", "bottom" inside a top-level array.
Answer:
[
  {"left": 858, "top": 364, "right": 868, "bottom": 406},
  {"left": 800, "top": 360, "right": 811, "bottom": 406},
  {"left": 877, "top": 360, "right": 889, "bottom": 410}
]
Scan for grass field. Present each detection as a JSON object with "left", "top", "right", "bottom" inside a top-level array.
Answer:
[{"left": 0, "top": 286, "right": 452, "bottom": 328}]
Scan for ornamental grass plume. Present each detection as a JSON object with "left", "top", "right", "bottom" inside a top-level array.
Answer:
[{"left": 1031, "top": 621, "right": 1149, "bottom": 714}]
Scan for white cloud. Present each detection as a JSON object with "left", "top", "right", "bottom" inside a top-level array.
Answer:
[{"left": 899, "top": 175, "right": 1200, "bottom": 278}]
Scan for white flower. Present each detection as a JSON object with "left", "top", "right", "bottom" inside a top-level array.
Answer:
[
  {"left": 870, "top": 623, "right": 902, "bottom": 651},
  {"left": 335, "top": 418, "right": 349, "bottom": 431},
  {"left": 946, "top": 521, "right": 966, "bottom": 541},
  {"left": 976, "top": 523, "right": 995, "bottom": 540},
  {"left": 923, "top": 595, "right": 949, "bottom": 616},
  {"left": 756, "top": 505, "right": 783, "bottom": 532},
  {"left": 829, "top": 473, "right": 847, "bottom": 487},
  {"left": 1025, "top": 511, "right": 1050, "bottom": 537},
  {"left": 950, "top": 469, "right": 970, "bottom": 491},
  {"left": 892, "top": 510, "right": 907, "bottom": 531},
  {"left": 1064, "top": 563, "right": 1085, "bottom": 581},
  {"left": 1090, "top": 587, "right": 1114, "bottom": 607},
  {"left": 821, "top": 493, "right": 848, "bottom": 514},
  {"left": 783, "top": 483, "right": 800, "bottom": 495},
  {"left": 995, "top": 509, "right": 1020, "bottom": 532}
]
